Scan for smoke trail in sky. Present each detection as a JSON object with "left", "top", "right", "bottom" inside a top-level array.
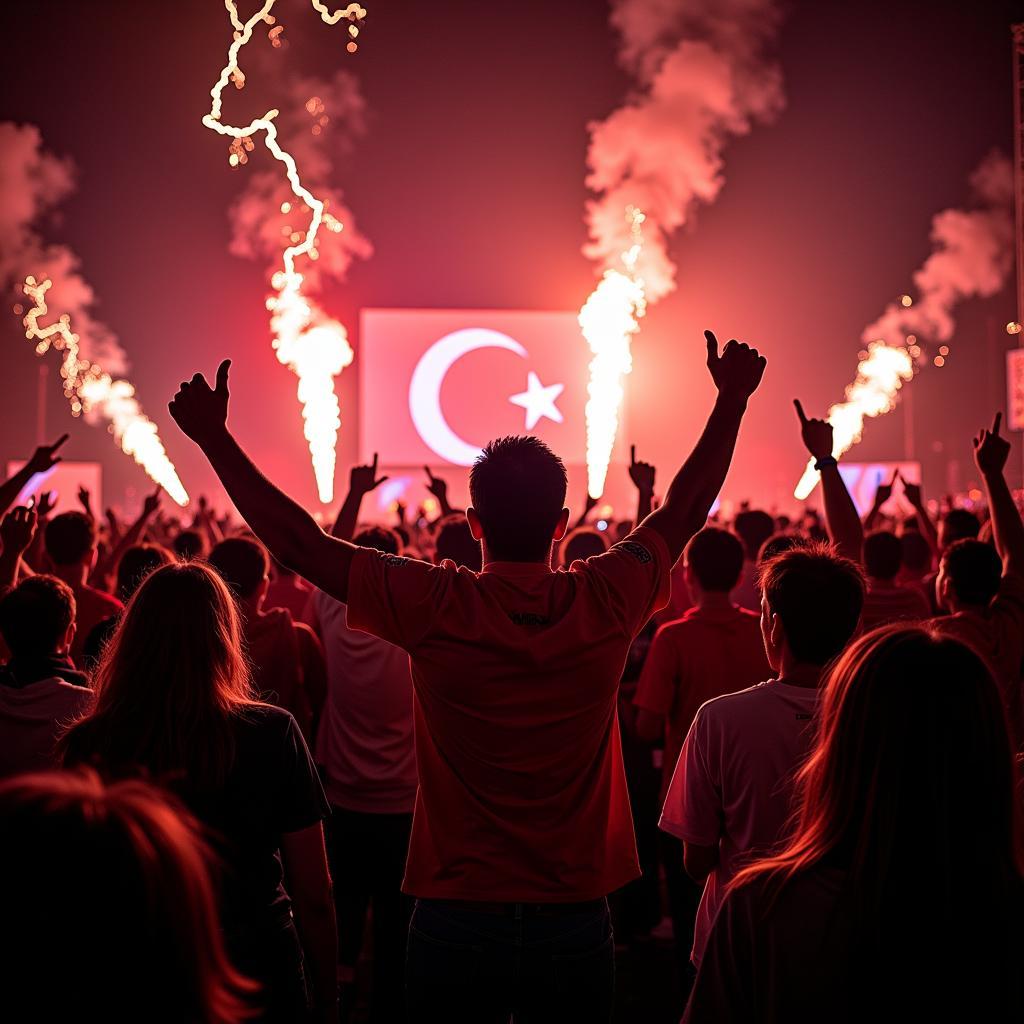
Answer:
[
  {"left": 0, "top": 122, "right": 188, "bottom": 504},
  {"left": 580, "top": 0, "right": 785, "bottom": 497},
  {"left": 794, "top": 150, "right": 1015, "bottom": 499}
]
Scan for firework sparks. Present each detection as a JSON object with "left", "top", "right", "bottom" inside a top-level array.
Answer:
[
  {"left": 20, "top": 277, "right": 188, "bottom": 506},
  {"left": 578, "top": 207, "right": 647, "bottom": 499},
  {"left": 203, "top": 0, "right": 366, "bottom": 503}
]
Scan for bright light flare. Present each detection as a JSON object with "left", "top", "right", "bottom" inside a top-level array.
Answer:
[
  {"left": 21, "top": 277, "right": 189, "bottom": 506},
  {"left": 793, "top": 341, "right": 914, "bottom": 500},
  {"left": 578, "top": 207, "right": 647, "bottom": 499},
  {"left": 204, "top": 0, "right": 365, "bottom": 503}
]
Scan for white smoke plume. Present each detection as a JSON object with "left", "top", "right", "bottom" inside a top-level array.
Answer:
[
  {"left": 793, "top": 149, "right": 1015, "bottom": 499},
  {"left": 226, "top": 69, "right": 372, "bottom": 293},
  {"left": 585, "top": 0, "right": 785, "bottom": 301},
  {"left": 0, "top": 122, "right": 127, "bottom": 373}
]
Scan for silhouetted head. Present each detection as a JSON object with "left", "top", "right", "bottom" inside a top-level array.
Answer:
[
  {"left": 208, "top": 536, "right": 269, "bottom": 602},
  {"left": 734, "top": 509, "right": 775, "bottom": 561},
  {"left": 685, "top": 527, "right": 745, "bottom": 594},
  {"left": 115, "top": 543, "right": 174, "bottom": 604},
  {"left": 561, "top": 526, "right": 608, "bottom": 567},
  {"left": 434, "top": 515, "right": 482, "bottom": 570},
  {"left": 172, "top": 528, "right": 208, "bottom": 562},
  {"left": 0, "top": 575, "right": 75, "bottom": 659},
  {"left": 864, "top": 530, "right": 902, "bottom": 582},
  {"left": 939, "top": 508, "right": 981, "bottom": 551},
  {"left": 468, "top": 436, "right": 569, "bottom": 562},
  {"left": 44, "top": 511, "right": 96, "bottom": 569},
  {"left": 0, "top": 768, "right": 255, "bottom": 1021},
  {"left": 758, "top": 531, "right": 809, "bottom": 564},
  {"left": 937, "top": 538, "right": 1001, "bottom": 611},
  {"left": 899, "top": 530, "right": 932, "bottom": 576},
  {"left": 759, "top": 543, "right": 865, "bottom": 670},
  {"left": 354, "top": 525, "right": 402, "bottom": 556}
]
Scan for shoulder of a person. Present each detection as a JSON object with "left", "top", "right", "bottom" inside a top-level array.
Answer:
[
  {"left": 232, "top": 701, "right": 298, "bottom": 738},
  {"left": 85, "top": 584, "right": 123, "bottom": 609},
  {"left": 697, "top": 681, "right": 776, "bottom": 721}
]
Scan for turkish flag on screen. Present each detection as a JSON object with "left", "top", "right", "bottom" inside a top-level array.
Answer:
[{"left": 359, "top": 309, "right": 627, "bottom": 469}]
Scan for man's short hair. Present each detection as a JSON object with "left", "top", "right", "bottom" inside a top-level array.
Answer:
[
  {"left": 760, "top": 544, "right": 866, "bottom": 666},
  {"left": 940, "top": 509, "right": 981, "bottom": 549},
  {"left": 44, "top": 512, "right": 96, "bottom": 567},
  {"left": 0, "top": 575, "right": 76, "bottom": 658},
  {"left": 561, "top": 527, "right": 608, "bottom": 567},
  {"left": 863, "top": 530, "right": 902, "bottom": 581},
  {"left": 434, "top": 516, "right": 482, "bottom": 570},
  {"left": 115, "top": 544, "right": 174, "bottom": 604},
  {"left": 685, "top": 527, "right": 745, "bottom": 593},
  {"left": 353, "top": 526, "right": 401, "bottom": 557},
  {"left": 942, "top": 539, "right": 1001, "bottom": 607},
  {"left": 758, "top": 532, "right": 809, "bottom": 564},
  {"left": 733, "top": 509, "right": 775, "bottom": 561},
  {"left": 899, "top": 530, "right": 932, "bottom": 574},
  {"left": 207, "top": 537, "right": 269, "bottom": 600},
  {"left": 469, "top": 436, "right": 567, "bottom": 562},
  {"left": 172, "top": 529, "right": 207, "bottom": 562}
]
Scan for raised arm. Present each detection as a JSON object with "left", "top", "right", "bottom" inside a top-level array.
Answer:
[
  {"left": 0, "top": 507, "right": 38, "bottom": 592},
  {"left": 974, "top": 413, "right": 1024, "bottom": 576},
  {"left": 0, "top": 435, "right": 69, "bottom": 518},
  {"left": 794, "top": 400, "right": 863, "bottom": 562},
  {"left": 900, "top": 476, "right": 939, "bottom": 555},
  {"left": 424, "top": 466, "right": 455, "bottom": 520},
  {"left": 629, "top": 446, "right": 656, "bottom": 524},
  {"left": 168, "top": 360, "right": 357, "bottom": 603},
  {"left": 863, "top": 470, "right": 897, "bottom": 531},
  {"left": 331, "top": 455, "right": 389, "bottom": 543},
  {"left": 643, "top": 331, "right": 766, "bottom": 564},
  {"left": 90, "top": 484, "right": 162, "bottom": 588},
  {"left": 572, "top": 491, "right": 598, "bottom": 531}
]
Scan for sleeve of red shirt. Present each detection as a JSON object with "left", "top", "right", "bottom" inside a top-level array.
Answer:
[
  {"left": 581, "top": 525, "right": 671, "bottom": 638},
  {"left": 659, "top": 702, "right": 721, "bottom": 846},
  {"left": 345, "top": 547, "right": 452, "bottom": 652},
  {"left": 633, "top": 622, "right": 678, "bottom": 716}
]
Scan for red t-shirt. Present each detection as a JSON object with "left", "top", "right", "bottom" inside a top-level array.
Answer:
[
  {"left": 346, "top": 526, "right": 671, "bottom": 901},
  {"left": 69, "top": 583, "right": 123, "bottom": 668},
  {"left": 633, "top": 605, "right": 770, "bottom": 799}
]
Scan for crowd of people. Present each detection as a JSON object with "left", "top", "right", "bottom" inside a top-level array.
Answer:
[{"left": 1, "top": 331, "right": 1022, "bottom": 1022}]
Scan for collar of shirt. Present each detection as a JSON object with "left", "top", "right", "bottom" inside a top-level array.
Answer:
[{"left": 481, "top": 560, "right": 555, "bottom": 578}]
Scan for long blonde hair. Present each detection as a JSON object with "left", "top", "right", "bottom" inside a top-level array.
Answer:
[{"left": 62, "top": 561, "right": 259, "bottom": 787}]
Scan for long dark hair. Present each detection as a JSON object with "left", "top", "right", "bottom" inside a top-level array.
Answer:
[
  {"left": 62, "top": 561, "right": 259, "bottom": 787},
  {"left": 734, "top": 624, "right": 1024, "bottom": 1003}
]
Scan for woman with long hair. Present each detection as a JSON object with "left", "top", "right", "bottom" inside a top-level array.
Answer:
[
  {"left": 62, "top": 561, "right": 337, "bottom": 1022},
  {"left": 684, "top": 624, "right": 1024, "bottom": 1022},
  {"left": 1, "top": 768, "right": 255, "bottom": 1022}
]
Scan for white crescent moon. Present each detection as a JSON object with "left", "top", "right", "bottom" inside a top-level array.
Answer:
[{"left": 409, "top": 328, "right": 526, "bottom": 465}]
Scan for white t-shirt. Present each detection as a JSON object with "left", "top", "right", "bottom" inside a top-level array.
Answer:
[
  {"left": 310, "top": 590, "right": 418, "bottom": 814},
  {"left": 660, "top": 679, "right": 821, "bottom": 966}
]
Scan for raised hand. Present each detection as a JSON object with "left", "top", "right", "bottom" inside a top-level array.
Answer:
[
  {"left": 901, "top": 477, "right": 923, "bottom": 508},
  {"left": 705, "top": 330, "right": 766, "bottom": 403},
  {"left": 0, "top": 506, "right": 38, "bottom": 557},
  {"left": 168, "top": 359, "right": 231, "bottom": 446},
  {"left": 143, "top": 484, "right": 163, "bottom": 517},
  {"left": 794, "top": 400, "right": 835, "bottom": 461},
  {"left": 974, "top": 412, "right": 1010, "bottom": 477},
  {"left": 628, "top": 445, "right": 656, "bottom": 496},
  {"left": 77, "top": 486, "right": 93, "bottom": 517},
  {"left": 350, "top": 453, "right": 389, "bottom": 495},
  {"left": 873, "top": 469, "right": 899, "bottom": 507},
  {"left": 34, "top": 490, "right": 57, "bottom": 518},
  {"left": 27, "top": 433, "right": 70, "bottom": 475},
  {"left": 424, "top": 466, "right": 448, "bottom": 504}
]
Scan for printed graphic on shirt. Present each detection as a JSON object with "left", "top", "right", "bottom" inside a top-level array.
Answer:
[
  {"left": 508, "top": 611, "right": 551, "bottom": 626},
  {"left": 615, "top": 541, "right": 653, "bottom": 565}
]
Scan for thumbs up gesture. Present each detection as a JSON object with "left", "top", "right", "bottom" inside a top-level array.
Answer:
[{"left": 169, "top": 359, "right": 232, "bottom": 447}]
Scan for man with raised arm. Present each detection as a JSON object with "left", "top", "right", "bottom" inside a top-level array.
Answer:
[{"left": 168, "top": 330, "right": 766, "bottom": 1023}]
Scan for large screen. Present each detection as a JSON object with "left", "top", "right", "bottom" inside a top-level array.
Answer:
[{"left": 359, "top": 308, "right": 627, "bottom": 469}]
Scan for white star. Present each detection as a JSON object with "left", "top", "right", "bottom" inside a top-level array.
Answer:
[{"left": 509, "top": 371, "right": 564, "bottom": 430}]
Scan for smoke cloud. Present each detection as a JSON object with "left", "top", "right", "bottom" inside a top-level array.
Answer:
[
  {"left": 585, "top": 0, "right": 785, "bottom": 301},
  {"left": 0, "top": 121, "right": 127, "bottom": 373}
]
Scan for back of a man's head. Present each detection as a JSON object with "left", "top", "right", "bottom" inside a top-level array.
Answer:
[
  {"left": 172, "top": 529, "right": 207, "bottom": 562},
  {"left": 942, "top": 539, "right": 1001, "bottom": 608},
  {"left": 561, "top": 526, "right": 608, "bottom": 567},
  {"left": 733, "top": 509, "right": 775, "bottom": 562},
  {"left": 354, "top": 525, "right": 402, "bottom": 557},
  {"left": 900, "top": 530, "right": 932, "bottom": 575},
  {"left": 434, "top": 516, "right": 482, "bottom": 570},
  {"left": 0, "top": 575, "right": 76, "bottom": 659},
  {"left": 939, "top": 508, "right": 981, "bottom": 550},
  {"left": 686, "top": 527, "right": 745, "bottom": 593},
  {"left": 207, "top": 537, "right": 269, "bottom": 600},
  {"left": 760, "top": 544, "right": 866, "bottom": 666},
  {"left": 863, "top": 530, "right": 902, "bottom": 582},
  {"left": 469, "top": 436, "right": 567, "bottom": 562},
  {"left": 44, "top": 512, "right": 96, "bottom": 568}
]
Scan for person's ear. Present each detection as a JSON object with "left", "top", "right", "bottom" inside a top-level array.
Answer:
[
  {"left": 466, "top": 507, "right": 484, "bottom": 542},
  {"left": 553, "top": 508, "right": 571, "bottom": 542},
  {"left": 63, "top": 621, "right": 76, "bottom": 653},
  {"left": 769, "top": 611, "right": 784, "bottom": 653}
]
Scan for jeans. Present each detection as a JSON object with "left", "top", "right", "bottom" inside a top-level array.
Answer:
[
  {"left": 326, "top": 807, "right": 414, "bottom": 1023},
  {"left": 406, "top": 897, "right": 614, "bottom": 1024}
]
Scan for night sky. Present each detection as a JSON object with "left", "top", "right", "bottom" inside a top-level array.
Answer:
[{"left": 2, "top": 0, "right": 1023, "bottom": 516}]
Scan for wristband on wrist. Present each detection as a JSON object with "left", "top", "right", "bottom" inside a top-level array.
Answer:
[{"left": 814, "top": 456, "right": 838, "bottom": 471}]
